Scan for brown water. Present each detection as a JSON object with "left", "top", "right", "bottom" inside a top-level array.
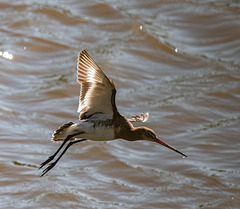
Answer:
[{"left": 0, "top": 1, "right": 240, "bottom": 208}]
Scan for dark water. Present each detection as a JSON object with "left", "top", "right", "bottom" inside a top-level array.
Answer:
[{"left": 0, "top": 1, "right": 240, "bottom": 208}]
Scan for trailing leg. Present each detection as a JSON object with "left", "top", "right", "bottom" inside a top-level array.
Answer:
[
  {"left": 41, "top": 139, "right": 87, "bottom": 177},
  {"left": 39, "top": 134, "right": 75, "bottom": 169},
  {"left": 39, "top": 122, "right": 85, "bottom": 169}
]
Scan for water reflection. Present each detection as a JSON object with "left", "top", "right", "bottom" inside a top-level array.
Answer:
[{"left": 0, "top": 51, "right": 13, "bottom": 60}]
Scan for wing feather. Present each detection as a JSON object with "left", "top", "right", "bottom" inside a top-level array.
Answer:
[
  {"left": 77, "top": 49, "right": 118, "bottom": 120},
  {"left": 127, "top": 112, "right": 149, "bottom": 123}
]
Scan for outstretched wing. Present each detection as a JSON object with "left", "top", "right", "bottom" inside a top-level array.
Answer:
[
  {"left": 127, "top": 112, "right": 149, "bottom": 122},
  {"left": 77, "top": 49, "right": 118, "bottom": 120}
]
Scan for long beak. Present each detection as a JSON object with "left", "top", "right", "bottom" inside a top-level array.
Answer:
[{"left": 155, "top": 137, "right": 187, "bottom": 157}]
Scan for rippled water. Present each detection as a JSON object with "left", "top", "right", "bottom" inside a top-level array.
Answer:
[{"left": 0, "top": 1, "right": 240, "bottom": 208}]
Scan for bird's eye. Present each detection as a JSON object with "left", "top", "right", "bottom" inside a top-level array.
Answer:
[{"left": 147, "top": 132, "right": 153, "bottom": 137}]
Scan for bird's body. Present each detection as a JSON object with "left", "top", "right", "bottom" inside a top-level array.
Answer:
[
  {"left": 39, "top": 49, "right": 187, "bottom": 176},
  {"left": 52, "top": 120, "right": 115, "bottom": 142},
  {"left": 52, "top": 113, "right": 154, "bottom": 142}
]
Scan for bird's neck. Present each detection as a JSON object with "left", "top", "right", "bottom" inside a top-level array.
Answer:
[
  {"left": 114, "top": 115, "right": 144, "bottom": 141},
  {"left": 129, "top": 128, "right": 144, "bottom": 141},
  {"left": 118, "top": 126, "right": 144, "bottom": 141}
]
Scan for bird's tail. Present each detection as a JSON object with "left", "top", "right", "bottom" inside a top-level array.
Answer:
[{"left": 51, "top": 122, "right": 76, "bottom": 142}]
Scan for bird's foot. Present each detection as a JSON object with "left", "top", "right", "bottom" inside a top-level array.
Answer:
[
  {"left": 41, "top": 161, "right": 57, "bottom": 177},
  {"left": 39, "top": 156, "right": 54, "bottom": 170}
]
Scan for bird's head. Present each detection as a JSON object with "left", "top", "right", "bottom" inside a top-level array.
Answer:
[{"left": 135, "top": 127, "right": 187, "bottom": 157}]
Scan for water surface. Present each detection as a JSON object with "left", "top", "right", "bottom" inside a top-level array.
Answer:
[{"left": 0, "top": 1, "right": 240, "bottom": 208}]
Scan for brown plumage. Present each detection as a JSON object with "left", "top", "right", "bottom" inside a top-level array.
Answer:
[{"left": 39, "top": 49, "right": 187, "bottom": 177}]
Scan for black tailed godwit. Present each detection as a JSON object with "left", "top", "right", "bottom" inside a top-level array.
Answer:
[{"left": 39, "top": 49, "right": 187, "bottom": 176}]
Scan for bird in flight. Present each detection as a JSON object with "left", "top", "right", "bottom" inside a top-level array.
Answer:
[{"left": 39, "top": 49, "right": 187, "bottom": 176}]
